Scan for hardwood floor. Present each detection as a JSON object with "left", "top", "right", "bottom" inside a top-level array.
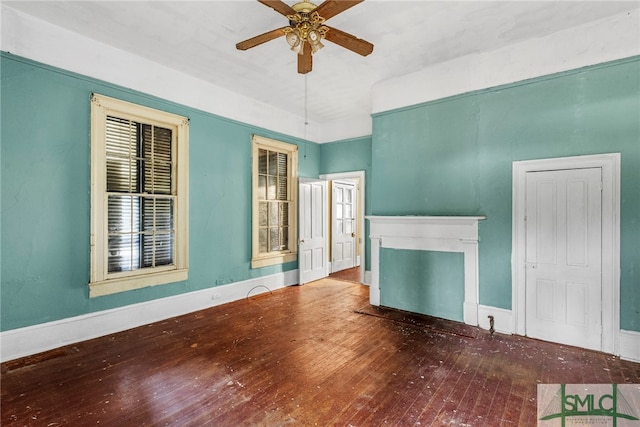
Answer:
[
  {"left": 2, "top": 278, "right": 639, "bottom": 426},
  {"left": 329, "top": 266, "right": 360, "bottom": 283}
]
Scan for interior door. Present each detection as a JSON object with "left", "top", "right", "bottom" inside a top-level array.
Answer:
[
  {"left": 332, "top": 179, "right": 357, "bottom": 273},
  {"left": 525, "top": 168, "right": 602, "bottom": 351},
  {"left": 298, "top": 179, "right": 328, "bottom": 284}
]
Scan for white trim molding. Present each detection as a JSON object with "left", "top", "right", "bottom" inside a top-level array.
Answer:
[
  {"left": 367, "top": 216, "right": 486, "bottom": 326},
  {"left": 619, "top": 330, "right": 640, "bottom": 363},
  {"left": 0, "top": 270, "right": 299, "bottom": 363},
  {"left": 363, "top": 270, "right": 372, "bottom": 286},
  {"left": 512, "top": 153, "right": 620, "bottom": 355}
]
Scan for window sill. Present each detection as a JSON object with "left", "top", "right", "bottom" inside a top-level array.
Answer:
[
  {"left": 89, "top": 269, "right": 188, "bottom": 297},
  {"left": 251, "top": 253, "right": 297, "bottom": 269}
]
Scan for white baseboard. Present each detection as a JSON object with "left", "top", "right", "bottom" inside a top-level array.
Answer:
[
  {"left": 619, "top": 329, "right": 640, "bottom": 362},
  {"left": 364, "top": 270, "right": 372, "bottom": 286},
  {"left": 0, "top": 270, "right": 299, "bottom": 363},
  {"left": 477, "top": 305, "right": 514, "bottom": 334}
]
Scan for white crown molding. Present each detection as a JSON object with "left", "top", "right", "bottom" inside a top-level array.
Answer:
[
  {"left": 372, "top": 9, "right": 640, "bottom": 115},
  {"left": 0, "top": 4, "right": 323, "bottom": 142}
]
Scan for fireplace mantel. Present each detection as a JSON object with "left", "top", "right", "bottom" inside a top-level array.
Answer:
[{"left": 367, "top": 215, "right": 486, "bottom": 326}]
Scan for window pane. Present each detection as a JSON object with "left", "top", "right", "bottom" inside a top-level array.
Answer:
[
  {"left": 108, "top": 234, "right": 141, "bottom": 273},
  {"left": 155, "top": 198, "right": 173, "bottom": 230},
  {"left": 268, "top": 151, "right": 279, "bottom": 175},
  {"left": 269, "top": 227, "right": 281, "bottom": 251},
  {"left": 153, "top": 161, "right": 172, "bottom": 195},
  {"left": 142, "top": 124, "right": 172, "bottom": 195},
  {"left": 269, "top": 202, "right": 279, "bottom": 227},
  {"left": 279, "top": 202, "right": 289, "bottom": 227},
  {"left": 345, "top": 189, "right": 352, "bottom": 203},
  {"left": 336, "top": 188, "right": 343, "bottom": 203},
  {"left": 259, "top": 202, "right": 268, "bottom": 227},
  {"left": 345, "top": 204, "right": 352, "bottom": 219},
  {"left": 142, "top": 232, "right": 174, "bottom": 268},
  {"left": 346, "top": 219, "right": 353, "bottom": 234},
  {"left": 108, "top": 195, "right": 134, "bottom": 232},
  {"left": 276, "top": 152, "right": 287, "bottom": 176},
  {"left": 142, "top": 197, "right": 154, "bottom": 233},
  {"left": 258, "top": 149, "right": 268, "bottom": 174},
  {"left": 142, "top": 233, "right": 154, "bottom": 268},
  {"left": 106, "top": 116, "right": 138, "bottom": 194},
  {"left": 337, "top": 219, "right": 343, "bottom": 234},
  {"left": 153, "top": 127, "right": 172, "bottom": 162},
  {"left": 337, "top": 204, "right": 343, "bottom": 219},
  {"left": 106, "top": 116, "right": 135, "bottom": 156},
  {"left": 277, "top": 177, "right": 287, "bottom": 200},
  {"left": 267, "top": 176, "right": 277, "bottom": 200},
  {"left": 106, "top": 155, "right": 134, "bottom": 193},
  {"left": 155, "top": 232, "right": 174, "bottom": 266},
  {"left": 281, "top": 226, "right": 289, "bottom": 250},
  {"left": 258, "top": 175, "right": 267, "bottom": 200},
  {"left": 259, "top": 228, "right": 268, "bottom": 253}
]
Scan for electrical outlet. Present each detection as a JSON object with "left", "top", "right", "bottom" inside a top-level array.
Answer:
[{"left": 211, "top": 294, "right": 221, "bottom": 300}]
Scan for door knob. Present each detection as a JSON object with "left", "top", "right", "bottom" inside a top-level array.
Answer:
[{"left": 351, "top": 232, "right": 356, "bottom": 237}]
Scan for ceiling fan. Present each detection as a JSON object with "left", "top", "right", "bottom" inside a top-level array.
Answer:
[{"left": 236, "top": 0, "right": 374, "bottom": 74}]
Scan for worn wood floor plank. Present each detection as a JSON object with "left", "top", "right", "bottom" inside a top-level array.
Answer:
[{"left": 2, "top": 278, "right": 638, "bottom": 426}]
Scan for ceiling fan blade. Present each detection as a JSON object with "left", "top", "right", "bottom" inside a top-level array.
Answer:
[
  {"left": 236, "top": 26, "right": 289, "bottom": 50},
  {"left": 324, "top": 26, "right": 373, "bottom": 56},
  {"left": 298, "top": 44, "right": 313, "bottom": 74},
  {"left": 314, "top": 0, "right": 363, "bottom": 20},
  {"left": 257, "top": 0, "right": 296, "bottom": 17}
]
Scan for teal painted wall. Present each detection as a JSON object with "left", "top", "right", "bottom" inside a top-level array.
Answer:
[
  {"left": 0, "top": 53, "right": 321, "bottom": 331},
  {"left": 380, "top": 249, "right": 464, "bottom": 322},
  {"left": 372, "top": 57, "right": 640, "bottom": 331},
  {"left": 319, "top": 136, "right": 373, "bottom": 270}
]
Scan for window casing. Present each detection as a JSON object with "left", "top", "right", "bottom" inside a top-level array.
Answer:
[
  {"left": 90, "top": 94, "right": 188, "bottom": 297},
  {"left": 251, "top": 135, "right": 298, "bottom": 268}
]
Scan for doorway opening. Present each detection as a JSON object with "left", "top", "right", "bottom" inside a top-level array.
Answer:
[
  {"left": 320, "top": 170, "right": 366, "bottom": 285},
  {"left": 329, "top": 266, "right": 361, "bottom": 283}
]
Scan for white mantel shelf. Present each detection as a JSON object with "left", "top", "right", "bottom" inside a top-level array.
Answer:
[{"left": 366, "top": 215, "right": 486, "bottom": 326}]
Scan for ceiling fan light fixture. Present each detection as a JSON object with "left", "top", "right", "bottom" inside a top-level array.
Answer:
[
  {"left": 307, "top": 29, "right": 324, "bottom": 53},
  {"left": 285, "top": 29, "right": 301, "bottom": 47},
  {"left": 292, "top": 40, "right": 304, "bottom": 55},
  {"left": 285, "top": 28, "right": 305, "bottom": 54}
]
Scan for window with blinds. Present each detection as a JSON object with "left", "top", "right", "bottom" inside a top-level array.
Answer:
[
  {"left": 90, "top": 94, "right": 188, "bottom": 297},
  {"left": 257, "top": 149, "right": 289, "bottom": 253},
  {"left": 106, "top": 116, "right": 175, "bottom": 273},
  {"left": 251, "top": 135, "right": 298, "bottom": 268}
]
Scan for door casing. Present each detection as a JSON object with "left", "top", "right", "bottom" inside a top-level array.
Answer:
[
  {"left": 512, "top": 153, "right": 620, "bottom": 354},
  {"left": 320, "top": 170, "right": 366, "bottom": 285}
]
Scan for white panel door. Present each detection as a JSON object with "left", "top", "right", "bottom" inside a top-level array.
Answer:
[
  {"left": 525, "top": 168, "right": 602, "bottom": 351},
  {"left": 299, "top": 180, "right": 328, "bottom": 284},
  {"left": 332, "top": 180, "right": 357, "bottom": 273}
]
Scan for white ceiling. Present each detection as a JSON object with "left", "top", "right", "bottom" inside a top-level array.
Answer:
[{"left": 4, "top": 0, "right": 639, "bottom": 126}]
